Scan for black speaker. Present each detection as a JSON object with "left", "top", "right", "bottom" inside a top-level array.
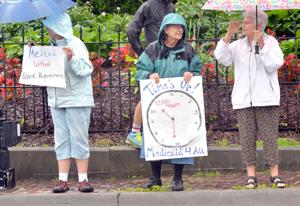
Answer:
[
  {"left": 1, "top": 121, "right": 21, "bottom": 148},
  {"left": 0, "top": 168, "right": 15, "bottom": 190},
  {"left": 0, "top": 119, "right": 3, "bottom": 148},
  {"left": 0, "top": 149, "right": 9, "bottom": 170}
]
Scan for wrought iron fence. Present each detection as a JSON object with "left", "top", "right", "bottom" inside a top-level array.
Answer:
[{"left": 0, "top": 19, "right": 299, "bottom": 134}]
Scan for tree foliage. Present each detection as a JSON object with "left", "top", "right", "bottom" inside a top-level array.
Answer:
[{"left": 76, "top": 0, "right": 145, "bottom": 15}]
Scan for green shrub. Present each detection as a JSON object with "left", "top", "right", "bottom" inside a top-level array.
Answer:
[{"left": 76, "top": 0, "right": 145, "bottom": 15}]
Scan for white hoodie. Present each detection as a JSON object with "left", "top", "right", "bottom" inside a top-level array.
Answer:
[
  {"left": 214, "top": 35, "right": 284, "bottom": 110},
  {"left": 42, "top": 13, "right": 94, "bottom": 108}
]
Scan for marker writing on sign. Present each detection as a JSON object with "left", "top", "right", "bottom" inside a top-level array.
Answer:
[
  {"left": 29, "top": 47, "right": 56, "bottom": 58},
  {"left": 143, "top": 79, "right": 175, "bottom": 96},
  {"left": 33, "top": 60, "right": 50, "bottom": 67}
]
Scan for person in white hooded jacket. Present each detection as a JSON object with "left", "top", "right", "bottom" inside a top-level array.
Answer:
[
  {"left": 42, "top": 13, "right": 94, "bottom": 193},
  {"left": 214, "top": 7, "right": 285, "bottom": 189}
]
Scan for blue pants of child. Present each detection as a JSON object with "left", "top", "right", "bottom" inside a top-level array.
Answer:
[{"left": 50, "top": 107, "right": 92, "bottom": 160}]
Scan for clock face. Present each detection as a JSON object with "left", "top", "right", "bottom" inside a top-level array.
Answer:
[{"left": 146, "top": 90, "right": 202, "bottom": 147}]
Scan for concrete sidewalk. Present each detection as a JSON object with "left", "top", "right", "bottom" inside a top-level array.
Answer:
[
  {"left": 8, "top": 146, "right": 300, "bottom": 179},
  {"left": 1, "top": 189, "right": 300, "bottom": 206},
  {"left": 2, "top": 146, "right": 300, "bottom": 206}
]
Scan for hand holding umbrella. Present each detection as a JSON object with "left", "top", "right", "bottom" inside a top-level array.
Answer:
[
  {"left": 253, "top": 30, "right": 265, "bottom": 49},
  {"left": 202, "top": 0, "right": 300, "bottom": 54}
]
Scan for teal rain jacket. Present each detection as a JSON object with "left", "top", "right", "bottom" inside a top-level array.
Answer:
[
  {"left": 42, "top": 13, "right": 94, "bottom": 108},
  {"left": 135, "top": 13, "right": 201, "bottom": 81}
]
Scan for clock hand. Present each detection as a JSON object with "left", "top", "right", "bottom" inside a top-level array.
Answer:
[
  {"left": 162, "top": 109, "right": 176, "bottom": 138},
  {"left": 162, "top": 109, "right": 173, "bottom": 120},
  {"left": 172, "top": 118, "right": 176, "bottom": 138}
]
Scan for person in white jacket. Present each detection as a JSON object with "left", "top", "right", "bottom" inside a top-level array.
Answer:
[{"left": 214, "top": 7, "right": 285, "bottom": 189}]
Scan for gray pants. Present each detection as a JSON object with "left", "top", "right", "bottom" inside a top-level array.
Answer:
[{"left": 236, "top": 106, "right": 279, "bottom": 166}]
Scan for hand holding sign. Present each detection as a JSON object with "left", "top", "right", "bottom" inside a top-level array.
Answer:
[
  {"left": 149, "top": 73, "right": 160, "bottom": 84},
  {"left": 183, "top": 71, "right": 193, "bottom": 83},
  {"left": 63, "top": 47, "right": 73, "bottom": 61}
]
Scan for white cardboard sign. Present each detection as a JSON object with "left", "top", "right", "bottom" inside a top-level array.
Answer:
[
  {"left": 19, "top": 46, "right": 66, "bottom": 88},
  {"left": 140, "top": 76, "right": 207, "bottom": 161}
]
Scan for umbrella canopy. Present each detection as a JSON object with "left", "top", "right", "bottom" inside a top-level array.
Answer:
[
  {"left": 202, "top": 0, "right": 300, "bottom": 54},
  {"left": 0, "top": 0, "right": 76, "bottom": 23},
  {"left": 202, "top": 0, "right": 300, "bottom": 11}
]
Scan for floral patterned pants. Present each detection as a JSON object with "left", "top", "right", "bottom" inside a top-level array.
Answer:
[{"left": 236, "top": 106, "right": 279, "bottom": 166}]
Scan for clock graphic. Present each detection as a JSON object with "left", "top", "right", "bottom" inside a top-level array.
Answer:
[{"left": 146, "top": 90, "right": 202, "bottom": 147}]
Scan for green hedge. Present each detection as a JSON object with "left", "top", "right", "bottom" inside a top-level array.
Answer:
[{"left": 76, "top": 0, "right": 145, "bottom": 15}]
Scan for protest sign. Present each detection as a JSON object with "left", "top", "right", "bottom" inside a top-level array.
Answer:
[
  {"left": 140, "top": 76, "right": 207, "bottom": 161},
  {"left": 19, "top": 46, "right": 66, "bottom": 88}
]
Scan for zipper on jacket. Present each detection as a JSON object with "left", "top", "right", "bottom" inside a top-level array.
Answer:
[
  {"left": 171, "top": 51, "right": 175, "bottom": 77},
  {"left": 54, "top": 87, "right": 57, "bottom": 107},
  {"left": 248, "top": 49, "right": 253, "bottom": 106}
]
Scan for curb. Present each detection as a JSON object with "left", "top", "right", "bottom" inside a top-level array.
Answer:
[
  {"left": 8, "top": 147, "right": 300, "bottom": 179},
  {"left": 1, "top": 189, "right": 300, "bottom": 206}
]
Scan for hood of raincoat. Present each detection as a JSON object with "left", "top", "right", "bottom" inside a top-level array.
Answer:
[
  {"left": 157, "top": 13, "right": 188, "bottom": 47},
  {"left": 42, "top": 12, "right": 73, "bottom": 41},
  {"left": 42, "top": 13, "right": 94, "bottom": 108}
]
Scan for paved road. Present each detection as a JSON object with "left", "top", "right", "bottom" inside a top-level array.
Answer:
[{"left": 1, "top": 189, "right": 300, "bottom": 206}]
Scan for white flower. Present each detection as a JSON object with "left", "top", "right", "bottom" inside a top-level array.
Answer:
[
  {"left": 117, "top": 7, "right": 120, "bottom": 11},
  {"left": 101, "top": 12, "right": 106, "bottom": 16}
]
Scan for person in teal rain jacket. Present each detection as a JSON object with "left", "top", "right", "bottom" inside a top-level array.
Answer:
[
  {"left": 42, "top": 13, "right": 94, "bottom": 193},
  {"left": 137, "top": 13, "right": 201, "bottom": 191}
]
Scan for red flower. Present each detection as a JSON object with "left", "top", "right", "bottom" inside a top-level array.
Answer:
[
  {"left": 0, "top": 48, "right": 4, "bottom": 60},
  {"left": 6, "top": 78, "right": 13, "bottom": 86},
  {"left": 202, "top": 63, "right": 216, "bottom": 82},
  {"left": 279, "top": 54, "right": 300, "bottom": 82},
  {"left": 108, "top": 44, "right": 132, "bottom": 65},
  {"left": 0, "top": 75, "right": 4, "bottom": 84},
  {"left": 12, "top": 58, "right": 21, "bottom": 65},
  {"left": 25, "top": 89, "right": 31, "bottom": 95},
  {"left": 101, "top": 81, "right": 109, "bottom": 87},
  {"left": 208, "top": 63, "right": 215, "bottom": 69},
  {"left": 6, "top": 58, "right": 12, "bottom": 64}
]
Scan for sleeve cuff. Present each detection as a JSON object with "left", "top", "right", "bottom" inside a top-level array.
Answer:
[
  {"left": 219, "top": 38, "right": 230, "bottom": 46},
  {"left": 68, "top": 55, "right": 77, "bottom": 65}
]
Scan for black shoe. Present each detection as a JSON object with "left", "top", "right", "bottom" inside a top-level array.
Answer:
[
  {"left": 270, "top": 176, "right": 285, "bottom": 188},
  {"left": 52, "top": 180, "right": 69, "bottom": 193},
  {"left": 172, "top": 178, "right": 183, "bottom": 191},
  {"left": 245, "top": 176, "right": 257, "bottom": 189},
  {"left": 78, "top": 180, "right": 94, "bottom": 193},
  {"left": 143, "top": 176, "right": 162, "bottom": 189}
]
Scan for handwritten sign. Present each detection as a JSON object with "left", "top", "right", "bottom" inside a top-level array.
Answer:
[
  {"left": 19, "top": 46, "right": 66, "bottom": 88},
  {"left": 140, "top": 76, "right": 207, "bottom": 161}
]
